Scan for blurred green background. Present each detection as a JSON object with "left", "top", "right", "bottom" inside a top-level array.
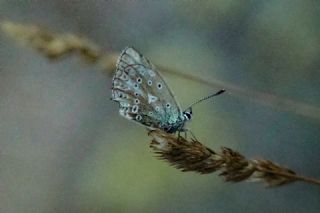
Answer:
[{"left": 1, "top": 0, "right": 320, "bottom": 212}]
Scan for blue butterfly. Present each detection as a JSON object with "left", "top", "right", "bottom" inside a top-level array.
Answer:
[{"left": 111, "top": 47, "right": 224, "bottom": 134}]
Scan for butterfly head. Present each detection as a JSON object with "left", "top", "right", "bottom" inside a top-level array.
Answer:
[{"left": 183, "top": 107, "right": 193, "bottom": 121}]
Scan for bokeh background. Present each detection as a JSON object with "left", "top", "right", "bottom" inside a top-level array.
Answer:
[{"left": 1, "top": 0, "right": 320, "bottom": 212}]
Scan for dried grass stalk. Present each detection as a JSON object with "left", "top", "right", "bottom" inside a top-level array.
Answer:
[
  {"left": 2, "top": 20, "right": 320, "bottom": 121},
  {"left": 2, "top": 21, "right": 320, "bottom": 188},
  {"left": 1, "top": 21, "right": 101, "bottom": 62},
  {"left": 149, "top": 130, "right": 320, "bottom": 187}
]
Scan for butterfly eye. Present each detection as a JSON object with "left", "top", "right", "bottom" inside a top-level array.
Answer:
[
  {"left": 134, "top": 83, "right": 139, "bottom": 88},
  {"left": 137, "top": 78, "right": 142, "bottom": 84},
  {"left": 166, "top": 103, "right": 171, "bottom": 108},
  {"left": 155, "top": 106, "right": 160, "bottom": 112},
  {"left": 134, "top": 92, "right": 139, "bottom": 96},
  {"left": 183, "top": 111, "right": 192, "bottom": 120},
  {"left": 157, "top": 83, "right": 162, "bottom": 89},
  {"left": 148, "top": 112, "right": 153, "bottom": 116},
  {"left": 147, "top": 80, "right": 152, "bottom": 86}
]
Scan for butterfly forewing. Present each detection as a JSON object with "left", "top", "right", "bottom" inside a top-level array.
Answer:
[{"left": 112, "top": 47, "right": 184, "bottom": 131}]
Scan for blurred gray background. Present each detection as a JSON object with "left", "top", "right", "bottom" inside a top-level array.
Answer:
[{"left": 0, "top": 0, "right": 320, "bottom": 212}]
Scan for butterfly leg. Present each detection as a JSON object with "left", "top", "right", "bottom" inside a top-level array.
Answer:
[
  {"left": 176, "top": 128, "right": 197, "bottom": 141},
  {"left": 175, "top": 126, "right": 184, "bottom": 141},
  {"left": 179, "top": 128, "right": 198, "bottom": 141},
  {"left": 177, "top": 130, "right": 183, "bottom": 141},
  {"left": 187, "top": 129, "right": 198, "bottom": 141}
]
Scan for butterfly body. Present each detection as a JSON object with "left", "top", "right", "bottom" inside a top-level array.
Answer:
[{"left": 111, "top": 47, "right": 189, "bottom": 133}]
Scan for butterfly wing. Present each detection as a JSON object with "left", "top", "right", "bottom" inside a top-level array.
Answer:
[{"left": 111, "top": 47, "right": 184, "bottom": 131}]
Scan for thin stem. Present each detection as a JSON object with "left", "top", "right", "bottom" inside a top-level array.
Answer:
[
  {"left": 2, "top": 20, "right": 320, "bottom": 122},
  {"left": 159, "top": 65, "right": 320, "bottom": 121}
]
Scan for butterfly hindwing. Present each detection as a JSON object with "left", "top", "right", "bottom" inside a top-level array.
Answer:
[{"left": 112, "top": 47, "right": 184, "bottom": 131}]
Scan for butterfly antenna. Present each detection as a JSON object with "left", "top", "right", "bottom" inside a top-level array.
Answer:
[{"left": 187, "top": 89, "right": 226, "bottom": 109}]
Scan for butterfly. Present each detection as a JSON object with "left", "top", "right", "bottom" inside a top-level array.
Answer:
[{"left": 111, "top": 47, "right": 225, "bottom": 134}]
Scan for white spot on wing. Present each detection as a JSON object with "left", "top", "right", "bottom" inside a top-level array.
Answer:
[
  {"left": 148, "top": 94, "right": 158, "bottom": 104},
  {"left": 120, "top": 102, "right": 130, "bottom": 107},
  {"left": 147, "top": 69, "right": 156, "bottom": 77},
  {"left": 126, "top": 48, "right": 140, "bottom": 61}
]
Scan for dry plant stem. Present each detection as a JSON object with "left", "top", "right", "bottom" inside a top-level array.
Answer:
[
  {"left": 149, "top": 130, "right": 320, "bottom": 187},
  {"left": 2, "top": 20, "right": 320, "bottom": 122},
  {"left": 2, "top": 20, "right": 319, "bottom": 188},
  {"left": 0, "top": 21, "right": 102, "bottom": 62},
  {"left": 158, "top": 65, "right": 320, "bottom": 121}
]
